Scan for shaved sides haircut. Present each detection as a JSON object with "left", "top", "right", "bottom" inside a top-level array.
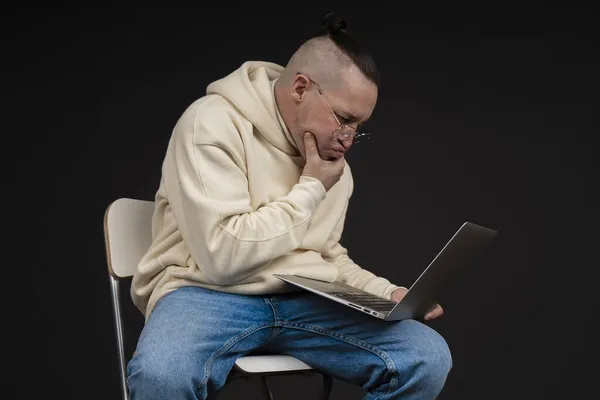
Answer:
[{"left": 280, "top": 11, "right": 380, "bottom": 91}]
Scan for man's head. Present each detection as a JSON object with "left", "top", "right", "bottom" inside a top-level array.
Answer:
[{"left": 274, "top": 12, "right": 379, "bottom": 161}]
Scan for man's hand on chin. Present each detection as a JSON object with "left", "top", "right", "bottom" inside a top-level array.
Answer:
[{"left": 390, "top": 287, "right": 444, "bottom": 321}]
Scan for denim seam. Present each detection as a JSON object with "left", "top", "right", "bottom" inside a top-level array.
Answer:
[
  {"left": 281, "top": 322, "right": 398, "bottom": 395},
  {"left": 263, "top": 297, "right": 281, "bottom": 322},
  {"left": 261, "top": 298, "right": 283, "bottom": 344},
  {"left": 195, "top": 322, "right": 275, "bottom": 394}
]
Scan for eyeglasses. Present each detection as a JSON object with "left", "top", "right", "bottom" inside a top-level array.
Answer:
[{"left": 299, "top": 73, "right": 372, "bottom": 144}]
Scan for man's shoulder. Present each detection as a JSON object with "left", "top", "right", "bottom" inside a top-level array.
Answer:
[
  {"left": 181, "top": 94, "right": 244, "bottom": 126},
  {"left": 174, "top": 94, "right": 249, "bottom": 149}
]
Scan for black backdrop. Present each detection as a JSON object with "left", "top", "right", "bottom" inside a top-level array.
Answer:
[{"left": 8, "top": 5, "right": 599, "bottom": 400}]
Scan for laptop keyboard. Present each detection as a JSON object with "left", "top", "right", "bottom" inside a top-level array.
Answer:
[{"left": 330, "top": 292, "right": 398, "bottom": 311}]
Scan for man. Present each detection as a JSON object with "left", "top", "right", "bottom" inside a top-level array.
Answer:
[{"left": 127, "top": 12, "right": 451, "bottom": 400}]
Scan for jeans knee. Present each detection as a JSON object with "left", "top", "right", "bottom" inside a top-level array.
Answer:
[
  {"left": 424, "top": 331, "right": 453, "bottom": 380},
  {"left": 410, "top": 322, "right": 453, "bottom": 381},
  {"left": 391, "top": 320, "right": 453, "bottom": 390}
]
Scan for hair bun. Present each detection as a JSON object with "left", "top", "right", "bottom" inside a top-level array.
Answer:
[{"left": 321, "top": 11, "right": 347, "bottom": 34}]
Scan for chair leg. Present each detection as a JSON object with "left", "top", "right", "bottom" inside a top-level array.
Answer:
[
  {"left": 319, "top": 373, "right": 333, "bottom": 400},
  {"left": 260, "top": 375, "right": 275, "bottom": 400},
  {"left": 109, "top": 276, "right": 129, "bottom": 400}
]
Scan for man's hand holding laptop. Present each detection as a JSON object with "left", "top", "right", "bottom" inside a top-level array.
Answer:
[{"left": 391, "top": 288, "right": 444, "bottom": 321}]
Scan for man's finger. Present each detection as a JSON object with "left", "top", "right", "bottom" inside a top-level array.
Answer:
[
  {"left": 303, "top": 132, "right": 318, "bottom": 158},
  {"left": 424, "top": 305, "right": 444, "bottom": 320}
]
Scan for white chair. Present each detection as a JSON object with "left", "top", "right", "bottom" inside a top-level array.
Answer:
[{"left": 103, "top": 197, "right": 333, "bottom": 400}]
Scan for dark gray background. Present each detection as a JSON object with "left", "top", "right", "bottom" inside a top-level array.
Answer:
[{"left": 7, "top": 5, "right": 599, "bottom": 399}]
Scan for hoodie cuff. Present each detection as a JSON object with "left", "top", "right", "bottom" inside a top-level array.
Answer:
[
  {"left": 384, "top": 285, "right": 409, "bottom": 300},
  {"left": 288, "top": 175, "right": 327, "bottom": 214}
]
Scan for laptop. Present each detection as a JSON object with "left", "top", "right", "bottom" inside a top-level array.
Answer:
[{"left": 274, "top": 221, "right": 497, "bottom": 321}]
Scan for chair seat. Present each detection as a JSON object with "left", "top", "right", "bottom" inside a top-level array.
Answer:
[{"left": 234, "top": 355, "right": 313, "bottom": 373}]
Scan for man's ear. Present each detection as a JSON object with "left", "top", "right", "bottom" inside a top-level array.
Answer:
[{"left": 291, "top": 73, "right": 311, "bottom": 103}]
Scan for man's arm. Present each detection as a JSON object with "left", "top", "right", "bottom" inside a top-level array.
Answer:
[
  {"left": 163, "top": 98, "right": 326, "bottom": 286},
  {"left": 321, "top": 172, "right": 405, "bottom": 300}
]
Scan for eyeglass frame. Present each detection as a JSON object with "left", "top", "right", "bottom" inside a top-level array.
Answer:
[{"left": 296, "top": 72, "right": 372, "bottom": 144}]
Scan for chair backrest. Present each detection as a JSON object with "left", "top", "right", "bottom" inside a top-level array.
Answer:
[{"left": 104, "top": 198, "right": 155, "bottom": 279}]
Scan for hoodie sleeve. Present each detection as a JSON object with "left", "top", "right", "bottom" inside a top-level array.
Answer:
[
  {"left": 163, "top": 98, "right": 327, "bottom": 286},
  {"left": 321, "top": 173, "right": 405, "bottom": 300}
]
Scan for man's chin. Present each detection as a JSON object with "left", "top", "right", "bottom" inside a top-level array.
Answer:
[{"left": 326, "top": 150, "right": 345, "bottom": 160}]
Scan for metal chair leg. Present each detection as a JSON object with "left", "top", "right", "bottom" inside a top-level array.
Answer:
[
  {"left": 109, "top": 276, "right": 129, "bottom": 400},
  {"left": 261, "top": 375, "right": 275, "bottom": 400},
  {"left": 319, "top": 373, "right": 333, "bottom": 400}
]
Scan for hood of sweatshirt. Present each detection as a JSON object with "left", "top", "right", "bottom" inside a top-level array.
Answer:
[{"left": 206, "top": 61, "right": 300, "bottom": 156}]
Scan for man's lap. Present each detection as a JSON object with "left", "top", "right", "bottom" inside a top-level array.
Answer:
[{"left": 127, "top": 285, "right": 452, "bottom": 398}]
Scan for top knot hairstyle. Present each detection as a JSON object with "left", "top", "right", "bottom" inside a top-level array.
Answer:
[
  {"left": 321, "top": 11, "right": 347, "bottom": 34},
  {"left": 315, "top": 11, "right": 380, "bottom": 87}
]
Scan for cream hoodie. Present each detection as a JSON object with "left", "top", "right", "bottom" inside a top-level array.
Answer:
[{"left": 131, "top": 61, "right": 400, "bottom": 319}]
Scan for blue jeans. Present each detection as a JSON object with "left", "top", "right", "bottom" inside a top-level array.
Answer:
[{"left": 127, "top": 286, "right": 452, "bottom": 399}]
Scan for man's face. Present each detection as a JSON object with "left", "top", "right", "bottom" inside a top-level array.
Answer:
[{"left": 291, "top": 66, "right": 378, "bottom": 161}]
